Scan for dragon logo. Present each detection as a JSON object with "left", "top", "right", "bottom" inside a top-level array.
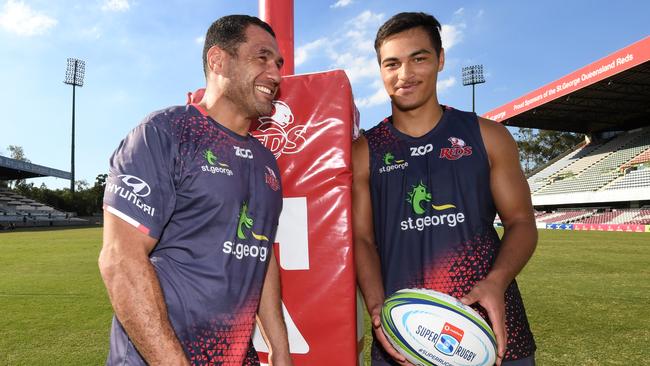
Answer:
[
  {"left": 203, "top": 149, "right": 229, "bottom": 167},
  {"left": 406, "top": 181, "right": 456, "bottom": 215},
  {"left": 237, "top": 202, "right": 269, "bottom": 241},
  {"left": 383, "top": 152, "right": 405, "bottom": 166},
  {"left": 406, "top": 181, "right": 432, "bottom": 215}
]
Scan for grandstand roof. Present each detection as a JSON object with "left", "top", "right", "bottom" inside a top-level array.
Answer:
[
  {"left": 0, "top": 156, "right": 71, "bottom": 180},
  {"left": 484, "top": 37, "right": 650, "bottom": 133}
]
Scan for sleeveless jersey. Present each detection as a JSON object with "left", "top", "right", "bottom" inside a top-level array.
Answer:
[
  {"left": 103, "top": 104, "right": 282, "bottom": 365},
  {"left": 365, "top": 107, "right": 535, "bottom": 362}
]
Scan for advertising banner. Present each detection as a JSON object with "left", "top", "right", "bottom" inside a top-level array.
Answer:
[
  {"left": 484, "top": 36, "right": 650, "bottom": 122},
  {"left": 572, "top": 223, "right": 647, "bottom": 232}
]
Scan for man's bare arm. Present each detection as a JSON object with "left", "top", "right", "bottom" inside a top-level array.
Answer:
[
  {"left": 482, "top": 118, "right": 537, "bottom": 290},
  {"left": 257, "top": 250, "right": 293, "bottom": 366},
  {"left": 99, "top": 212, "right": 189, "bottom": 365},
  {"left": 461, "top": 118, "right": 537, "bottom": 366}
]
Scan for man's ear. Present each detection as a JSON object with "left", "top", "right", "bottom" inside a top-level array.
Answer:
[
  {"left": 206, "top": 45, "right": 226, "bottom": 75},
  {"left": 438, "top": 47, "right": 445, "bottom": 72}
]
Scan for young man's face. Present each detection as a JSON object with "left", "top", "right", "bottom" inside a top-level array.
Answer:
[
  {"left": 223, "top": 25, "right": 284, "bottom": 118},
  {"left": 378, "top": 27, "right": 445, "bottom": 112}
]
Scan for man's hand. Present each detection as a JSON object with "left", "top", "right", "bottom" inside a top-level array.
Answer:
[
  {"left": 460, "top": 279, "right": 508, "bottom": 366},
  {"left": 370, "top": 305, "right": 415, "bottom": 366}
]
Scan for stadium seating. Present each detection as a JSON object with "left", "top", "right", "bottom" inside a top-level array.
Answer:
[
  {"left": 605, "top": 168, "right": 650, "bottom": 191},
  {"left": 531, "top": 128, "right": 650, "bottom": 196},
  {"left": 521, "top": 207, "right": 650, "bottom": 226},
  {"left": 604, "top": 209, "right": 650, "bottom": 224},
  {"left": 577, "top": 210, "right": 625, "bottom": 224},
  {"left": 0, "top": 189, "right": 70, "bottom": 226},
  {"left": 534, "top": 209, "right": 594, "bottom": 224},
  {"left": 619, "top": 149, "right": 650, "bottom": 171},
  {"left": 526, "top": 142, "right": 600, "bottom": 193}
]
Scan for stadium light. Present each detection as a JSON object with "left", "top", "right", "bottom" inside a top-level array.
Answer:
[
  {"left": 462, "top": 64, "right": 485, "bottom": 113},
  {"left": 64, "top": 58, "right": 85, "bottom": 193}
]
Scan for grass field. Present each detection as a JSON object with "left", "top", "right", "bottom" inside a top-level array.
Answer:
[{"left": 0, "top": 228, "right": 648, "bottom": 365}]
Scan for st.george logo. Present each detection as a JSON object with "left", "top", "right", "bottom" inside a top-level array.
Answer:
[
  {"left": 203, "top": 149, "right": 229, "bottom": 167},
  {"left": 383, "top": 152, "right": 405, "bottom": 165},
  {"left": 237, "top": 202, "right": 269, "bottom": 241},
  {"left": 439, "top": 137, "right": 473, "bottom": 160},
  {"left": 117, "top": 174, "right": 151, "bottom": 197},
  {"left": 406, "top": 181, "right": 455, "bottom": 215}
]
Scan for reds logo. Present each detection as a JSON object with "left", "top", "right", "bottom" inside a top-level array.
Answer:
[
  {"left": 264, "top": 166, "right": 280, "bottom": 191},
  {"left": 439, "top": 137, "right": 473, "bottom": 160},
  {"left": 253, "top": 101, "right": 307, "bottom": 159}
]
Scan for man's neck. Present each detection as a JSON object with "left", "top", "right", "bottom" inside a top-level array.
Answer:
[
  {"left": 391, "top": 100, "right": 444, "bottom": 138},
  {"left": 197, "top": 87, "right": 252, "bottom": 137}
]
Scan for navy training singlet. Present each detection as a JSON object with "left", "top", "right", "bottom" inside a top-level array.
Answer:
[
  {"left": 364, "top": 107, "right": 535, "bottom": 363},
  {"left": 103, "top": 104, "right": 283, "bottom": 365}
]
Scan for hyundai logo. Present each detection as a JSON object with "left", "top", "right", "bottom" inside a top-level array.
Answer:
[{"left": 118, "top": 174, "right": 151, "bottom": 197}]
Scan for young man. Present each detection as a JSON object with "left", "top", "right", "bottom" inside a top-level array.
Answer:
[
  {"left": 353, "top": 12, "right": 537, "bottom": 366},
  {"left": 99, "top": 15, "right": 292, "bottom": 366}
]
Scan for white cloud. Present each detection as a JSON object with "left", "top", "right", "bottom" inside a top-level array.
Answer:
[
  {"left": 348, "top": 10, "right": 384, "bottom": 30},
  {"left": 355, "top": 86, "right": 389, "bottom": 108},
  {"left": 330, "top": 0, "right": 353, "bottom": 8},
  {"left": 437, "top": 76, "right": 456, "bottom": 93},
  {"left": 333, "top": 53, "right": 378, "bottom": 83},
  {"left": 454, "top": 8, "right": 464, "bottom": 16},
  {"left": 355, "top": 80, "right": 389, "bottom": 108},
  {"left": 294, "top": 10, "right": 383, "bottom": 72},
  {"left": 441, "top": 23, "right": 465, "bottom": 51},
  {"left": 102, "top": 0, "right": 130, "bottom": 12},
  {"left": 295, "top": 38, "right": 328, "bottom": 66},
  {"left": 292, "top": 10, "right": 387, "bottom": 107},
  {"left": 195, "top": 36, "right": 205, "bottom": 45},
  {"left": 81, "top": 25, "right": 102, "bottom": 40},
  {"left": 0, "top": 0, "right": 57, "bottom": 36}
]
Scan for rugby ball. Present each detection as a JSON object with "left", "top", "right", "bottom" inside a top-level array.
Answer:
[{"left": 381, "top": 288, "right": 496, "bottom": 366}]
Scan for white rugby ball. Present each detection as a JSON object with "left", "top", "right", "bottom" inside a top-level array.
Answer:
[{"left": 381, "top": 288, "right": 496, "bottom": 366}]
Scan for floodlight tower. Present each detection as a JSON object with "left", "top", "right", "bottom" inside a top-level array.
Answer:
[
  {"left": 462, "top": 65, "right": 485, "bottom": 113},
  {"left": 64, "top": 58, "right": 85, "bottom": 193}
]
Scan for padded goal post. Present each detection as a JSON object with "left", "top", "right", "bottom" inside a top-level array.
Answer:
[{"left": 187, "top": 69, "right": 361, "bottom": 365}]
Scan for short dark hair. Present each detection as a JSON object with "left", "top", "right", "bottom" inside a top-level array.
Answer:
[
  {"left": 374, "top": 12, "right": 442, "bottom": 60},
  {"left": 202, "top": 15, "right": 276, "bottom": 76}
]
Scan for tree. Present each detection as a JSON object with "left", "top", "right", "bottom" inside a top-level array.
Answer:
[
  {"left": 6, "top": 145, "right": 31, "bottom": 188},
  {"left": 515, "top": 128, "right": 537, "bottom": 173},
  {"left": 515, "top": 128, "right": 584, "bottom": 174},
  {"left": 12, "top": 173, "right": 107, "bottom": 216}
]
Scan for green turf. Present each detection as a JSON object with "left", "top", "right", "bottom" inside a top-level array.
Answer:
[
  {"left": 0, "top": 228, "right": 111, "bottom": 365},
  {"left": 1, "top": 228, "right": 648, "bottom": 365},
  {"left": 515, "top": 230, "right": 649, "bottom": 365}
]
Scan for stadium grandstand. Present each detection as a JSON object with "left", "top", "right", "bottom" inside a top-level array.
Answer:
[
  {"left": 0, "top": 155, "right": 86, "bottom": 228},
  {"left": 485, "top": 36, "right": 650, "bottom": 233}
]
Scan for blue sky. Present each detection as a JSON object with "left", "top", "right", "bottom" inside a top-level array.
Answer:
[{"left": 1, "top": 0, "right": 648, "bottom": 189}]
